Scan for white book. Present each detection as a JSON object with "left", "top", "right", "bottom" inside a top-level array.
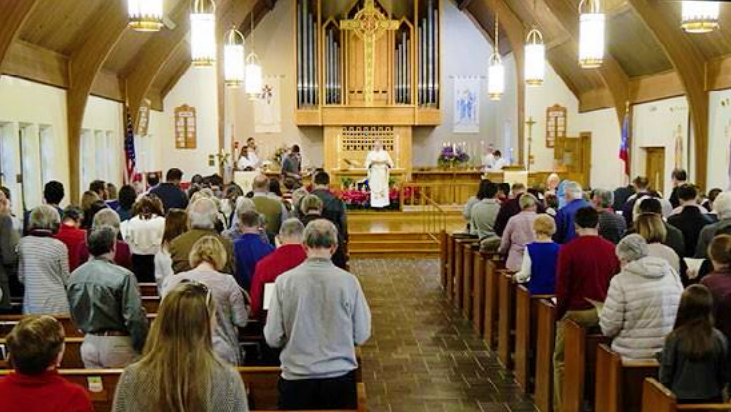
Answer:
[{"left": 263, "top": 283, "right": 276, "bottom": 311}]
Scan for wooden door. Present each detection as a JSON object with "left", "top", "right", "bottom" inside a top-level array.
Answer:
[{"left": 645, "top": 147, "right": 665, "bottom": 193}]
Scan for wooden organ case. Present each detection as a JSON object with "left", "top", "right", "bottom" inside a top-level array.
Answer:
[{"left": 295, "top": 0, "right": 442, "bottom": 177}]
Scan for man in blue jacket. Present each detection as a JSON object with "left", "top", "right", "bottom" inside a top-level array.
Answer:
[{"left": 554, "top": 181, "right": 590, "bottom": 244}]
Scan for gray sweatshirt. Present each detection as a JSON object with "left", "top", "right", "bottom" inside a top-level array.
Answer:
[{"left": 264, "top": 257, "right": 371, "bottom": 380}]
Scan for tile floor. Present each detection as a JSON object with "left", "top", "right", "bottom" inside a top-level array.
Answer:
[{"left": 350, "top": 258, "right": 538, "bottom": 412}]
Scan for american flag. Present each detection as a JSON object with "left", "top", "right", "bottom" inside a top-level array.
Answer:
[
  {"left": 124, "top": 107, "right": 137, "bottom": 184},
  {"left": 619, "top": 108, "right": 630, "bottom": 177}
]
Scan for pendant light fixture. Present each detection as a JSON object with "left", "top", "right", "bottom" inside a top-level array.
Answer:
[
  {"left": 525, "top": 0, "right": 545, "bottom": 86},
  {"left": 245, "top": 15, "right": 263, "bottom": 100},
  {"left": 191, "top": 0, "right": 216, "bottom": 67},
  {"left": 128, "top": 0, "right": 164, "bottom": 32},
  {"left": 681, "top": 1, "right": 720, "bottom": 33},
  {"left": 224, "top": 26, "right": 245, "bottom": 87},
  {"left": 488, "top": 13, "right": 504, "bottom": 101},
  {"left": 578, "top": 0, "right": 605, "bottom": 69}
]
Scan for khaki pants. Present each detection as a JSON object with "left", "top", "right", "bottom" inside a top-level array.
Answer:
[
  {"left": 81, "top": 335, "right": 139, "bottom": 368},
  {"left": 553, "top": 308, "right": 599, "bottom": 412}
]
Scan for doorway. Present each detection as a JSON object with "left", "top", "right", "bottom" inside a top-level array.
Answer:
[{"left": 645, "top": 147, "right": 665, "bottom": 194}]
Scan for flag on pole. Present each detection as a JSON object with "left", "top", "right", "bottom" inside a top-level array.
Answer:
[
  {"left": 124, "top": 107, "right": 137, "bottom": 184},
  {"left": 619, "top": 105, "right": 630, "bottom": 177}
]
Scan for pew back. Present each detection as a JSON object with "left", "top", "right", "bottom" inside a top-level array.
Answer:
[
  {"left": 533, "top": 298, "right": 557, "bottom": 412},
  {"left": 642, "top": 378, "right": 731, "bottom": 412},
  {"left": 497, "top": 271, "right": 516, "bottom": 369},
  {"left": 513, "top": 286, "right": 553, "bottom": 394},
  {"left": 595, "top": 344, "right": 659, "bottom": 412},
  {"left": 483, "top": 259, "right": 505, "bottom": 348},
  {"left": 562, "top": 320, "right": 610, "bottom": 412}
]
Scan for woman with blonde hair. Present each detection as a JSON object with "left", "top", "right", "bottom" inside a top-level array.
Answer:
[
  {"left": 162, "top": 236, "right": 248, "bottom": 365},
  {"left": 514, "top": 214, "right": 560, "bottom": 294},
  {"left": 635, "top": 212, "right": 681, "bottom": 275},
  {"left": 112, "top": 282, "right": 249, "bottom": 412}
]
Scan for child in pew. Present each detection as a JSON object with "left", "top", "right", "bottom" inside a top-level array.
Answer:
[
  {"left": 514, "top": 214, "right": 560, "bottom": 295},
  {"left": 0, "top": 315, "right": 93, "bottom": 412},
  {"left": 659, "top": 284, "right": 730, "bottom": 404}
]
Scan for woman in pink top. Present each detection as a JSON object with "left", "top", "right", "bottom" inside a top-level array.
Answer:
[{"left": 499, "top": 194, "right": 539, "bottom": 271}]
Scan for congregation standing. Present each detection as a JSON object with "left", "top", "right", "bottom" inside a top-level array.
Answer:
[
  {"left": 0, "top": 161, "right": 370, "bottom": 412},
  {"left": 463, "top": 169, "right": 731, "bottom": 409}
]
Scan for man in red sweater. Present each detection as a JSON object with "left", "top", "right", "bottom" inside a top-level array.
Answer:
[
  {"left": 54, "top": 206, "right": 86, "bottom": 272},
  {"left": 0, "top": 315, "right": 93, "bottom": 412},
  {"left": 553, "top": 206, "right": 620, "bottom": 412},
  {"left": 251, "top": 218, "right": 307, "bottom": 319}
]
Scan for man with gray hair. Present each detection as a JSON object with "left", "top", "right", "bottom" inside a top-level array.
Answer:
[
  {"left": 78, "top": 208, "right": 133, "bottom": 270},
  {"left": 554, "top": 181, "right": 591, "bottom": 244},
  {"left": 169, "top": 198, "right": 234, "bottom": 273},
  {"left": 252, "top": 174, "right": 286, "bottom": 238},
  {"left": 250, "top": 218, "right": 307, "bottom": 319},
  {"left": 265, "top": 219, "right": 371, "bottom": 410},
  {"left": 68, "top": 227, "right": 148, "bottom": 368},
  {"left": 696, "top": 191, "right": 731, "bottom": 259},
  {"left": 591, "top": 189, "right": 627, "bottom": 244}
]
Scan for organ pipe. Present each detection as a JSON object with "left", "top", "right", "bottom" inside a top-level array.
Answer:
[{"left": 297, "top": 1, "right": 303, "bottom": 107}]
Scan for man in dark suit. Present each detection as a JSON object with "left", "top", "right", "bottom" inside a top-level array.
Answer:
[
  {"left": 149, "top": 168, "right": 189, "bottom": 213},
  {"left": 310, "top": 171, "right": 348, "bottom": 269},
  {"left": 668, "top": 184, "right": 714, "bottom": 257}
]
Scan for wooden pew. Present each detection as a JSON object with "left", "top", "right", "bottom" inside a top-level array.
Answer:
[
  {"left": 445, "top": 233, "right": 473, "bottom": 303},
  {"left": 513, "top": 286, "right": 553, "bottom": 394},
  {"left": 497, "top": 270, "right": 516, "bottom": 369},
  {"left": 0, "top": 367, "right": 367, "bottom": 412},
  {"left": 461, "top": 242, "right": 480, "bottom": 320},
  {"left": 594, "top": 343, "right": 659, "bottom": 412},
  {"left": 141, "top": 296, "right": 160, "bottom": 313},
  {"left": 562, "top": 320, "right": 611, "bottom": 412},
  {"left": 0, "top": 314, "right": 81, "bottom": 337},
  {"left": 0, "top": 337, "right": 84, "bottom": 369},
  {"left": 440, "top": 231, "right": 448, "bottom": 290},
  {"left": 471, "top": 251, "right": 487, "bottom": 335},
  {"left": 483, "top": 259, "right": 505, "bottom": 349},
  {"left": 641, "top": 378, "right": 731, "bottom": 412},
  {"left": 138, "top": 282, "right": 158, "bottom": 297},
  {"left": 534, "top": 298, "right": 557, "bottom": 412}
]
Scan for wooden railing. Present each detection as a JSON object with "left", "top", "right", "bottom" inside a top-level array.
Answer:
[
  {"left": 423, "top": 196, "right": 447, "bottom": 242},
  {"left": 400, "top": 181, "right": 480, "bottom": 207}
]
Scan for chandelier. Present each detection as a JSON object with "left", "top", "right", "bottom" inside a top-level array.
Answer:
[
  {"left": 681, "top": 1, "right": 720, "bottom": 33},
  {"left": 224, "top": 26, "right": 245, "bottom": 87},
  {"left": 245, "top": 17, "right": 263, "bottom": 100},
  {"left": 488, "top": 13, "right": 504, "bottom": 101},
  {"left": 128, "top": 0, "right": 164, "bottom": 32},
  {"left": 525, "top": 27, "right": 545, "bottom": 86},
  {"left": 578, "top": 0, "right": 605, "bottom": 69},
  {"left": 191, "top": 0, "right": 216, "bottom": 67}
]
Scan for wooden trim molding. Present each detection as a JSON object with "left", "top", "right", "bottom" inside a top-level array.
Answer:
[
  {"left": 626, "top": 0, "right": 709, "bottom": 187},
  {"left": 0, "top": 1, "right": 39, "bottom": 72}
]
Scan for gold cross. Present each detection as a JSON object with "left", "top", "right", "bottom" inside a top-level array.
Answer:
[
  {"left": 340, "top": 0, "right": 399, "bottom": 106},
  {"left": 525, "top": 116, "right": 536, "bottom": 171}
]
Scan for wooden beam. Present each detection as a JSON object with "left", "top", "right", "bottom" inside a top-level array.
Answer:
[
  {"left": 541, "top": 0, "right": 630, "bottom": 125},
  {"left": 628, "top": 70, "right": 684, "bottom": 104},
  {"left": 626, "top": 0, "right": 709, "bottom": 186},
  {"left": 0, "top": 1, "right": 39, "bottom": 71},
  {"left": 2, "top": 40, "right": 68, "bottom": 88},
  {"left": 579, "top": 87, "right": 613, "bottom": 112},
  {"left": 707, "top": 54, "right": 731, "bottom": 92},
  {"left": 123, "top": 0, "right": 192, "bottom": 129},
  {"left": 459, "top": 0, "right": 476, "bottom": 11},
  {"left": 66, "top": 0, "right": 128, "bottom": 202},
  {"left": 91, "top": 69, "right": 125, "bottom": 102}
]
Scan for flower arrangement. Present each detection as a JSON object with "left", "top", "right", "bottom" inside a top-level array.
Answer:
[
  {"left": 438, "top": 145, "right": 470, "bottom": 168},
  {"left": 336, "top": 189, "right": 400, "bottom": 211},
  {"left": 271, "top": 145, "right": 289, "bottom": 166}
]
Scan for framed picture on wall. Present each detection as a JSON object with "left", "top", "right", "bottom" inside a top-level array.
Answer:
[
  {"left": 546, "top": 104, "right": 567, "bottom": 149},
  {"left": 174, "top": 104, "right": 197, "bottom": 149}
]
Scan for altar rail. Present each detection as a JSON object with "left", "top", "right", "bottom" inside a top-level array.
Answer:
[
  {"left": 423, "top": 196, "right": 447, "bottom": 242},
  {"left": 400, "top": 182, "right": 479, "bottom": 206}
]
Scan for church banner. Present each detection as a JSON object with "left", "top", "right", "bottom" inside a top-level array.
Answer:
[
  {"left": 254, "top": 76, "right": 282, "bottom": 134},
  {"left": 453, "top": 76, "right": 481, "bottom": 134}
]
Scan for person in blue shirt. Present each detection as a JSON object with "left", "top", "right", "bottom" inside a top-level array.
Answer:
[
  {"left": 233, "top": 210, "right": 274, "bottom": 290},
  {"left": 515, "top": 214, "right": 560, "bottom": 295},
  {"left": 554, "top": 181, "right": 591, "bottom": 244}
]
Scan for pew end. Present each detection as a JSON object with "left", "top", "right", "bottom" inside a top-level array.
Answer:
[
  {"left": 642, "top": 378, "right": 731, "bottom": 412},
  {"left": 563, "top": 319, "right": 610, "bottom": 412},
  {"left": 534, "top": 298, "right": 557, "bottom": 412},
  {"left": 513, "top": 285, "right": 554, "bottom": 394},
  {"left": 595, "top": 343, "right": 659, "bottom": 412}
]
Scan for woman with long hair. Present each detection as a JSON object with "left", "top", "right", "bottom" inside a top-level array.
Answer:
[
  {"left": 122, "top": 195, "right": 166, "bottom": 283},
  {"left": 154, "top": 209, "right": 188, "bottom": 292},
  {"left": 659, "top": 284, "right": 730, "bottom": 403},
  {"left": 112, "top": 282, "right": 249, "bottom": 412}
]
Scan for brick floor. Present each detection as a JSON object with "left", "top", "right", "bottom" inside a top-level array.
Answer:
[{"left": 350, "top": 258, "right": 537, "bottom": 412}]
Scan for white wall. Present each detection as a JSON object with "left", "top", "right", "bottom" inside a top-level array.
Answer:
[
  {"left": 82, "top": 96, "right": 124, "bottom": 187},
  {"left": 631, "top": 96, "right": 689, "bottom": 195},
  {"left": 228, "top": 0, "right": 324, "bottom": 168},
  {"left": 159, "top": 66, "right": 220, "bottom": 177},
  {"left": 708, "top": 89, "right": 731, "bottom": 191},
  {"left": 575, "top": 108, "right": 623, "bottom": 190},
  {"left": 413, "top": 0, "right": 511, "bottom": 167}
]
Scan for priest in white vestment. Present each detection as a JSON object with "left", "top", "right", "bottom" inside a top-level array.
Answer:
[{"left": 365, "top": 140, "right": 394, "bottom": 208}]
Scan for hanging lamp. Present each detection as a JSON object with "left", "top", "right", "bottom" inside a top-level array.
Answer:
[
  {"left": 245, "top": 15, "right": 263, "bottom": 100},
  {"left": 681, "top": 1, "right": 720, "bottom": 33},
  {"left": 525, "top": 28, "right": 545, "bottom": 86},
  {"left": 488, "top": 13, "right": 504, "bottom": 101},
  {"left": 578, "top": 0, "right": 605, "bottom": 69},
  {"left": 128, "top": 0, "right": 164, "bottom": 32},
  {"left": 191, "top": 0, "right": 216, "bottom": 67},
  {"left": 224, "top": 26, "right": 246, "bottom": 87}
]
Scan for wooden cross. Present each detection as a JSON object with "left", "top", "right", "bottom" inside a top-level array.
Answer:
[{"left": 340, "top": 0, "right": 399, "bottom": 106}]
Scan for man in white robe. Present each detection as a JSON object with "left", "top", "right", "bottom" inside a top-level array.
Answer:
[{"left": 365, "top": 140, "right": 394, "bottom": 208}]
